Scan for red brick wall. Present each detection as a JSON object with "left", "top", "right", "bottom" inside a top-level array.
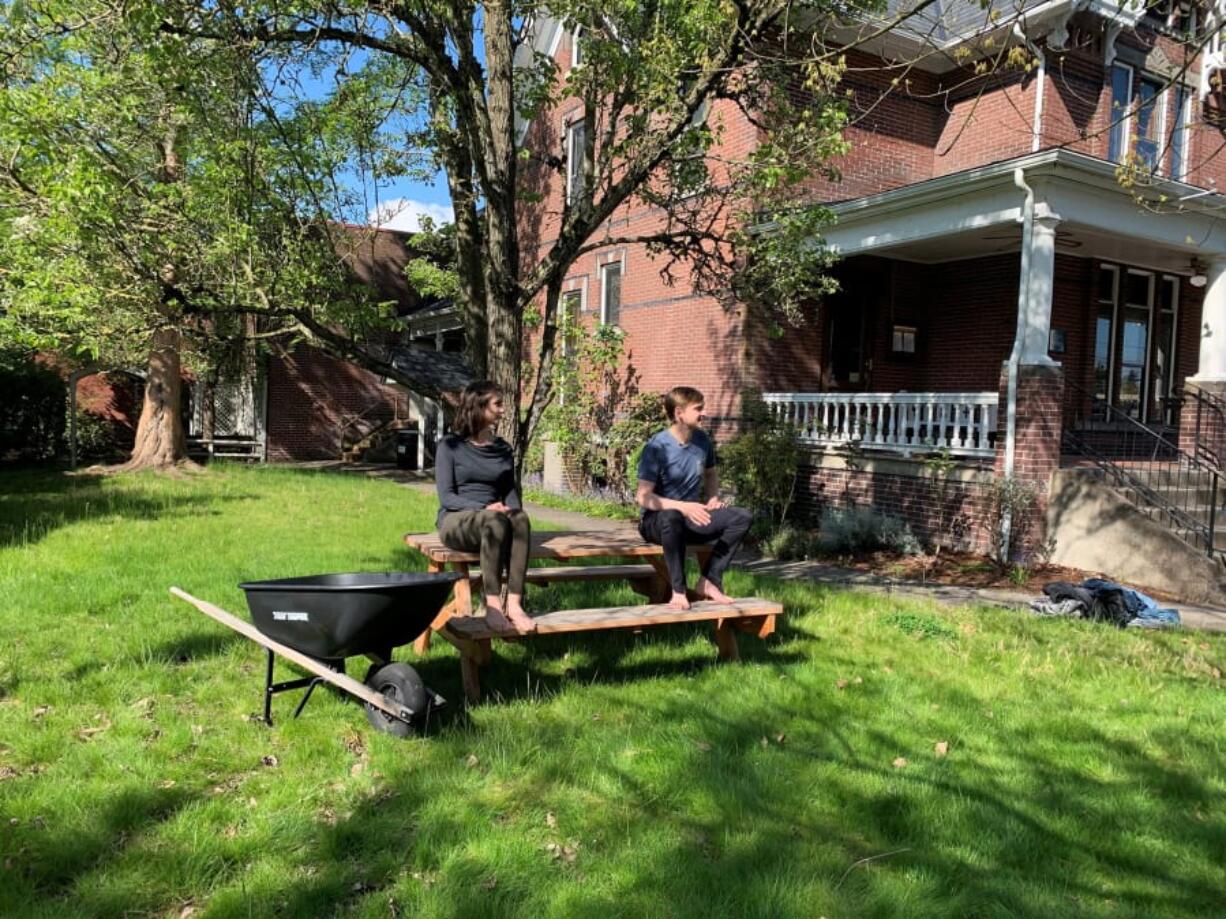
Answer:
[
  {"left": 794, "top": 457, "right": 996, "bottom": 554},
  {"left": 265, "top": 347, "right": 410, "bottom": 461}
]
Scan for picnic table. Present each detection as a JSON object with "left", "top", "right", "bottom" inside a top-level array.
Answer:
[{"left": 403, "top": 528, "right": 783, "bottom": 702}]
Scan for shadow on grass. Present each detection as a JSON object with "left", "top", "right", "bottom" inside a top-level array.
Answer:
[
  {"left": 104, "top": 667, "right": 1222, "bottom": 919},
  {"left": 0, "top": 469, "right": 257, "bottom": 550}
]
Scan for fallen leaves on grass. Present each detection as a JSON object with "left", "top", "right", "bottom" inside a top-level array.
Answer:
[
  {"left": 545, "top": 811, "right": 558, "bottom": 829},
  {"left": 465, "top": 754, "right": 480, "bottom": 768},
  {"left": 545, "top": 840, "right": 581, "bottom": 864},
  {"left": 892, "top": 757, "right": 909, "bottom": 769},
  {"left": 934, "top": 741, "right": 949, "bottom": 758},
  {"left": 692, "top": 740, "right": 712, "bottom": 752},
  {"left": 260, "top": 755, "right": 279, "bottom": 768},
  {"left": 482, "top": 876, "right": 498, "bottom": 891}
]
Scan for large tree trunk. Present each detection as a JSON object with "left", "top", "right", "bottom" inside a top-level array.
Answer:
[{"left": 121, "top": 327, "right": 190, "bottom": 470}]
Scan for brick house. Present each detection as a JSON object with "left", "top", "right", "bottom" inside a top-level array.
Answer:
[
  {"left": 505, "top": 2, "right": 1226, "bottom": 599},
  {"left": 72, "top": 225, "right": 424, "bottom": 464}
]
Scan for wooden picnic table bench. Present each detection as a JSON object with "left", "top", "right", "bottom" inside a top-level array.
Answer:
[{"left": 403, "top": 529, "right": 783, "bottom": 702}]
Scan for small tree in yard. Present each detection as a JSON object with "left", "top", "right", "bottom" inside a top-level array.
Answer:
[
  {"left": 542, "top": 320, "right": 660, "bottom": 500},
  {"left": 720, "top": 393, "right": 801, "bottom": 537}
]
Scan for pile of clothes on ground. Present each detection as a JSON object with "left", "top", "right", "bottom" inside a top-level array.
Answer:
[{"left": 1029, "top": 578, "right": 1181, "bottom": 629}]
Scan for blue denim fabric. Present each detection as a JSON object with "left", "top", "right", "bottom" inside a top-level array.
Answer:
[{"left": 1082, "top": 578, "right": 1181, "bottom": 629}]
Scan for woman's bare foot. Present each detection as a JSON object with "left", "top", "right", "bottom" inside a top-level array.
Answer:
[
  {"left": 667, "top": 591, "right": 691, "bottom": 611},
  {"left": 482, "top": 596, "right": 516, "bottom": 634},
  {"left": 695, "top": 576, "right": 733, "bottom": 603}
]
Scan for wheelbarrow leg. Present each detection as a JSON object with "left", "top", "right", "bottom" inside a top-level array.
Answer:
[{"left": 263, "top": 649, "right": 276, "bottom": 725}]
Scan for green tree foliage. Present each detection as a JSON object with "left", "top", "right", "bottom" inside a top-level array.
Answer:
[
  {"left": 542, "top": 320, "right": 661, "bottom": 500},
  {"left": 0, "top": 0, "right": 443, "bottom": 466},
  {"left": 719, "top": 393, "right": 802, "bottom": 534},
  {"left": 146, "top": 0, "right": 870, "bottom": 466}
]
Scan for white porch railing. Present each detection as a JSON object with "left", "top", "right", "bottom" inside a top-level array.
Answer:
[{"left": 762, "top": 391, "right": 999, "bottom": 458}]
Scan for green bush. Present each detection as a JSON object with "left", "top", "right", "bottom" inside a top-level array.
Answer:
[
  {"left": 0, "top": 352, "right": 66, "bottom": 461},
  {"left": 540, "top": 322, "right": 661, "bottom": 500},
  {"left": 760, "top": 523, "right": 814, "bottom": 561},
  {"left": 816, "top": 505, "right": 923, "bottom": 556},
  {"left": 720, "top": 392, "right": 800, "bottom": 533},
  {"left": 70, "top": 409, "right": 132, "bottom": 462}
]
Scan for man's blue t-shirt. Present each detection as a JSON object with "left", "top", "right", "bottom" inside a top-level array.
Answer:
[{"left": 637, "top": 428, "right": 716, "bottom": 503}]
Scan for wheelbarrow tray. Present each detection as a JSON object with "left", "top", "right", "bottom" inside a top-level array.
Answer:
[{"left": 238, "top": 572, "right": 459, "bottom": 660}]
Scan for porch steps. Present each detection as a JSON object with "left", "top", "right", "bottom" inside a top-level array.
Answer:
[{"left": 342, "top": 419, "right": 411, "bottom": 464}]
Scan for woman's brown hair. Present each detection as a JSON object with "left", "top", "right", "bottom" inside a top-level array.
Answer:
[{"left": 452, "top": 380, "right": 505, "bottom": 440}]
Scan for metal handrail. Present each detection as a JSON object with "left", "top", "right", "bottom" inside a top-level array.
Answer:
[
  {"left": 1062, "top": 377, "right": 1221, "bottom": 560},
  {"left": 1183, "top": 384, "right": 1226, "bottom": 473}
]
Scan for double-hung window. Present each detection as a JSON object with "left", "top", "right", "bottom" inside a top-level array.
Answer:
[
  {"left": 565, "top": 119, "right": 586, "bottom": 205},
  {"left": 1109, "top": 63, "right": 1165, "bottom": 171},
  {"left": 1169, "top": 84, "right": 1191, "bottom": 180},
  {"left": 599, "top": 260, "right": 622, "bottom": 326}
]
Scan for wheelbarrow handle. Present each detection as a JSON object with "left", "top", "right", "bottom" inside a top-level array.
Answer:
[{"left": 169, "top": 587, "right": 419, "bottom": 723}]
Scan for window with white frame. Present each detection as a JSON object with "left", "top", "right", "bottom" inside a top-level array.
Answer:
[
  {"left": 1108, "top": 63, "right": 1167, "bottom": 173},
  {"left": 891, "top": 325, "right": 916, "bottom": 354},
  {"left": 571, "top": 25, "right": 583, "bottom": 68},
  {"left": 560, "top": 288, "right": 583, "bottom": 356},
  {"left": 669, "top": 99, "right": 710, "bottom": 197},
  {"left": 556, "top": 288, "right": 584, "bottom": 406},
  {"left": 1169, "top": 84, "right": 1191, "bottom": 180},
  {"left": 565, "top": 119, "right": 586, "bottom": 204},
  {"left": 599, "top": 260, "right": 622, "bottom": 326}
]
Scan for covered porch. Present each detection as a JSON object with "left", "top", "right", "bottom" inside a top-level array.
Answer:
[{"left": 762, "top": 148, "right": 1226, "bottom": 467}]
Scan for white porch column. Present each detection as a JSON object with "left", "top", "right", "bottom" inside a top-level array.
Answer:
[
  {"left": 1019, "top": 213, "right": 1061, "bottom": 365},
  {"left": 1189, "top": 257, "right": 1226, "bottom": 382}
]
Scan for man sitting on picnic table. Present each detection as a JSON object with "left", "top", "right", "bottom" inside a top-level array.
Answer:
[{"left": 635, "top": 386, "right": 753, "bottom": 611}]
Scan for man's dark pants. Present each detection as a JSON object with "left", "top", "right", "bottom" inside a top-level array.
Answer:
[{"left": 638, "top": 506, "right": 753, "bottom": 595}]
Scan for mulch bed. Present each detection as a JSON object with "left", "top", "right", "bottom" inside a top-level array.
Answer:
[{"left": 822, "top": 549, "right": 1180, "bottom": 601}]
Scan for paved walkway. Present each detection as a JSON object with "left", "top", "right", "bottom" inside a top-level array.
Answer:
[{"left": 299, "top": 462, "right": 1226, "bottom": 633}]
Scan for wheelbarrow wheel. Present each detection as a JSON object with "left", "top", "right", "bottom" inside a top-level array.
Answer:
[{"left": 364, "top": 663, "right": 427, "bottom": 737}]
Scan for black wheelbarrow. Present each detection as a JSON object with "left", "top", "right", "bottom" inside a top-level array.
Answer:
[{"left": 170, "top": 571, "right": 461, "bottom": 737}]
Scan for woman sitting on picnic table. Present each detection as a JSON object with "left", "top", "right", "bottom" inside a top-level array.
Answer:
[
  {"left": 635, "top": 386, "right": 753, "bottom": 611},
  {"left": 435, "top": 380, "right": 535, "bottom": 634}
]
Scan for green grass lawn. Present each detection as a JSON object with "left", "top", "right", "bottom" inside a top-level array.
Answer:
[{"left": 0, "top": 465, "right": 1223, "bottom": 918}]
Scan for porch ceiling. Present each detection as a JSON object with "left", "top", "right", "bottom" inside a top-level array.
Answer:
[
  {"left": 873, "top": 222, "right": 1203, "bottom": 275},
  {"left": 815, "top": 149, "right": 1226, "bottom": 273}
]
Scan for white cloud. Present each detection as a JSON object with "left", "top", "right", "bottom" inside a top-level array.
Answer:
[{"left": 368, "top": 198, "right": 454, "bottom": 233}]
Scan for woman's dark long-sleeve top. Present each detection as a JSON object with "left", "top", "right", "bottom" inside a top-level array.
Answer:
[{"left": 434, "top": 434, "right": 522, "bottom": 528}]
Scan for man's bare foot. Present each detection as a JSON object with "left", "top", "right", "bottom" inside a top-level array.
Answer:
[
  {"left": 695, "top": 576, "right": 733, "bottom": 603},
  {"left": 504, "top": 602, "right": 537, "bottom": 633},
  {"left": 482, "top": 605, "right": 515, "bottom": 634},
  {"left": 667, "top": 591, "right": 691, "bottom": 611}
]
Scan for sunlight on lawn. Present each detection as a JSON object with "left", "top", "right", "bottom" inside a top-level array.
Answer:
[{"left": 0, "top": 465, "right": 1223, "bottom": 918}]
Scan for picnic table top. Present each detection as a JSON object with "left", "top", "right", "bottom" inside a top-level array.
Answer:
[{"left": 404, "top": 528, "right": 711, "bottom": 564}]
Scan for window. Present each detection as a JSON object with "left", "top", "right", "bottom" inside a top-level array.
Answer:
[
  {"left": 565, "top": 119, "right": 586, "bottom": 204},
  {"left": 670, "top": 99, "right": 710, "bottom": 197},
  {"left": 560, "top": 289, "right": 583, "bottom": 356},
  {"left": 599, "top": 260, "right": 622, "bottom": 326},
  {"left": 571, "top": 25, "right": 583, "bottom": 68},
  {"left": 1049, "top": 328, "right": 1067, "bottom": 354},
  {"left": 891, "top": 325, "right": 917, "bottom": 354},
  {"left": 1108, "top": 63, "right": 1169, "bottom": 174},
  {"left": 1170, "top": 85, "right": 1191, "bottom": 180}
]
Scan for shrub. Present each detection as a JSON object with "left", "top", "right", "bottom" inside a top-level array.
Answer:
[
  {"left": 540, "top": 323, "right": 661, "bottom": 500},
  {"left": 720, "top": 392, "right": 801, "bottom": 534},
  {"left": 760, "top": 523, "right": 813, "bottom": 561},
  {"left": 816, "top": 506, "right": 923, "bottom": 556},
  {"left": 984, "top": 476, "right": 1041, "bottom": 566},
  {"left": 0, "top": 352, "right": 66, "bottom": 461}
]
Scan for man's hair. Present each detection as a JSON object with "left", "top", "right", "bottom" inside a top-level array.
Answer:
[
  {"left": 453, "top": 379, "right": 504, "bottom": 439},
  {"left": 663, "top": 386, "right": 704, "bottom": 422}
]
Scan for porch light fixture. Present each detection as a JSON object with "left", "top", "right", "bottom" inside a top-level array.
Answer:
[{"left": 1190, "top": 259, "right": 1208, "bottom": 288}]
